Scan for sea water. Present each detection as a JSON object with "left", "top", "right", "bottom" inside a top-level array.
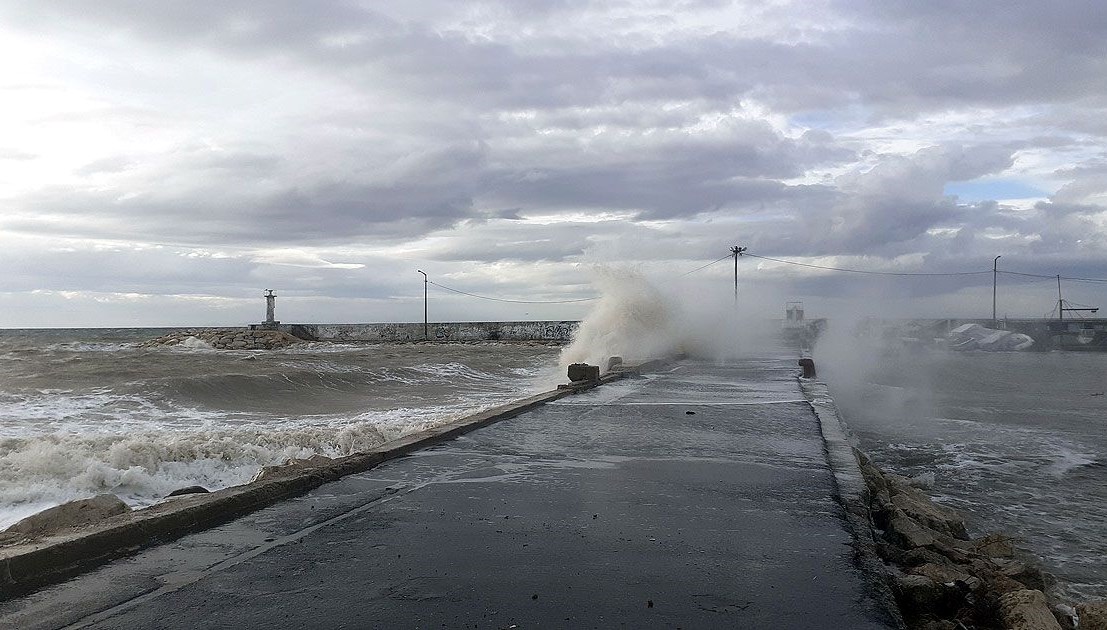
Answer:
[
  {"left": 820, "top": 345, "right": 1107, "bottom": 602},
  {"left": 0, "top": 329, "right": 562, "bottom": 528}
]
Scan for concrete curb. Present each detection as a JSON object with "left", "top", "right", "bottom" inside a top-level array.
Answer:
[
  {"left": 799, "top": 377, "right": 906, "bottom": 629},
  {"left": 0, "top": 361, "right": 656, "bottom": 600}
]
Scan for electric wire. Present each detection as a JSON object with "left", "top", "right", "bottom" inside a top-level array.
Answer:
[
  {"left": 999, "top": 270, "right": 1107, "bottom": 284},
  {"left": 418, "top": 250, "right": 1107, "bottom": 305},
  {"left": 424, "top": 254, "right": 734, "bottom": 304},
  {"left": 426, "top": 280, "right": 598, "bottom": 304},
  {"left": 678, "top": 254, "right": 733, "bottom": 277},
  {"left": 743, "top": 253, "right": 992, "bottom": 277}
]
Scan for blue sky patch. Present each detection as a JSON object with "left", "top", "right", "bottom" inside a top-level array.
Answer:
[{"left": 944, "top": 179, "right": 1049, "bottom": 202}]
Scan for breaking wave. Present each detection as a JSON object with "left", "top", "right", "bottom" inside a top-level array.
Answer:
[{"left": 0, "top": 332, "right": 562, "bottom": 529}]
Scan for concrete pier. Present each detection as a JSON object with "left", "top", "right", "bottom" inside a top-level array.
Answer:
[{"left": 0, "top": 354, "right": 898, "bottom": 629}]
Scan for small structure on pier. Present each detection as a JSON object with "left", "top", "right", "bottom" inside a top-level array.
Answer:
[
  {"left": 783, "top": 302, "right": 805, "bottom": 332},
  {"left": 257, "top": 289, "right": 280, "bottom": 330}
]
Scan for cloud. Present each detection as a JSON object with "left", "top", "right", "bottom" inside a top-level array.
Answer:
[{"left": 1, "top": 1, "right": 1107, "bottom": 324}]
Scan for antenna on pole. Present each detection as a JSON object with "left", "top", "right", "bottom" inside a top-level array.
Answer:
[{"left": 730, "top": 246, "right": 747, "bottom": 303}]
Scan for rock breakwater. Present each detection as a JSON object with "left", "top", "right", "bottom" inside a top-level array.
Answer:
[
  {"left": 139, "top": 328, "right": 302, "bottom": 350},
  {"left": 856, "top": 449, "right": 1106, "bottom": 630}
]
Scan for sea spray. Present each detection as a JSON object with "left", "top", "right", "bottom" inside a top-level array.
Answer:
[
  {"left": 559, "top": 266, "right": 781, "bottom": 369},
  {"left": 559, "top": 268, "right": 681, "bottom": 369}
]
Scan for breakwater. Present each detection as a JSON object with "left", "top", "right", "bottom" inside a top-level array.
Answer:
[
  {"left": 867, "top": 318, "right": 1107, "bottom": 351},
  {"left": 139, "top": 328, "right": 302, "bottom": 350},
  {"left": 270, "top": 320, "right": 579, "bottom": 343}
]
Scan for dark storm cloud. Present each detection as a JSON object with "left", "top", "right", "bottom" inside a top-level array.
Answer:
[
  {"left": 9, "top": 0, "right": 1102, "bottom": 116},
  {"left": 9, "top": 142, "right": 487, "bottom": 245},
  {"left": 2, "top": 0, "right": 1107, "bottom": 325}
]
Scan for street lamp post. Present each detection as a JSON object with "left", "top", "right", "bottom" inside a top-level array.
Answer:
[
  {"left": 992, "top": 255, "right": 1001, "bottom": 323},
  {"left": 417, "top": 270, "right": 428, "bottom": 340}
]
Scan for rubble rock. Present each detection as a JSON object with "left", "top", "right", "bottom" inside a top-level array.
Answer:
[
  {"left": 997, "top": 590, "right": 1062, "bottom": 630},
  {"left": 973, "top": 532, "right": 1017, "bottom": 558},
  {"left": 166, "top": 485, "right": 210, "bottom": 497},
  {"left": 903, "top": 547, "right": 954, "bottom": 568},
  {"left": 1076, "top": 600, "right": 1107, "bottom": 630},
  {"left": 886, "top": 509, "right": 938, "bottom": 549},
  {"left": 250, "top": 454, "right": 335, "bottom": 483},
  {"left": 139, "top": 328, "right": 302, "bottom": 350},
  {"left": 3, "top": 494, "right": 130, "bottom": 538},
  {"left": 896, "top": 574, "right": 946, "bottom": 612},
  {"left": 890, "top": 485, "right": 969, "bottom": 540},
  {"left": 1051, "top": 603, "right": 1077, "bottom": 630},
  {"left": 910, "top": 563, "right": 973, "bottom": 586}
]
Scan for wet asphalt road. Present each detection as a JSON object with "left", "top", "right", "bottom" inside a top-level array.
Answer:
[{"left": 1, "top": 357, "right": 898, "bottom": 629}]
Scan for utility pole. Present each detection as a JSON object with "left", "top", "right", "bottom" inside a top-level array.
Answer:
[
  {"left": 992, "top": 255, "right": 1001, "bottom": 324},
  {"left": 1057, "top": 274, "right": 1063, "bottom": 322},
  {"left": 417, "top": 270, "right": 428, "bottom": 339},
  {"left": 1056, "top": 274, "right": 1099, "bottom": 321},
  {"left": 730, "top": 246, "right": 747, "bottom": 303}
]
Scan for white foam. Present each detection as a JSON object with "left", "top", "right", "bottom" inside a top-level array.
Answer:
[
  {"left": 178, "top": 336, "right": 215, "bottom": 350},
  {"left": 1046, "top": 448, "right": 1097, "bottom": 478},
  {"left": 0, "top": 399, "right": 529, "bottom": 529}
]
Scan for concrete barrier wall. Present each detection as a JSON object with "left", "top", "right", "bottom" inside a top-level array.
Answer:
[{"left": 281, "top": 321, "right": 579, "bottom": 342}]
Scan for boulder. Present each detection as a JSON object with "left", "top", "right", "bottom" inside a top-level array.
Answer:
[
  {"left": 1076, "top": 600, "right": 1107, "bottom": 630},
  {"left": 870, "top": 489, "right": 895, "bottom": 528},
  {"left": 895, "top": 574, "right": 957, "bottom": 615},
  {"left": 3, "top": 494, "right": 130, "bottom": 537},
  {"left": 250, "top": 454, "right": 334, "bottom": 483},
  {"left": 1051, "top": 603, "right": 1077, "bottom": 630},
  {"left": 990, "top": 574, "right": 1029, "bottom": 596},
  {"left": 903, "top": 547, "right": 954, "bottom": 568},
  {"left": 567, "top": 363, "right": 600, "bottom": 383},
  {"left": 997, "top": 590, "right": 1062, "bottom": 630},
  {"left": 166, "top": 485, "right": 210, "bottom": 497},
  {"left": 886, "top": 509, "right": 937, "bottom": 549},
  {"left": 876, "top": 540, "right": 907, "bottom": 563},
  {"left": 995, "top": 559, "right": 1053, "bottom": 592},
  {"left": 910, "top": 562, "right": 973, "bottom": 586},
  {"left": 896, "top": 574, "right": 945, "bottom": 612},
  {"left": 890, "top": 485, "right": 969, "bottom": 540},
  {"left": 972, "top": 532, "right": 1016, "bottom": 558},
  {"left": 859, "top": 459, "right": 890, "bottom": 496},
  {"left": 930, "top": 537, "right": 974, "bottom": 564}
]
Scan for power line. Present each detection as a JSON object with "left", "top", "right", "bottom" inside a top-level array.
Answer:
[
  {"left": 743, "top": 253, "right": 991, "bottom": 277},
  {"left": 427, "top": 280, "right": 599, "bottom": 304},
  {"left": 999, "top": 270, "right": 1107, "bottom": 284},
  {"left": 425, "top": 255, "right": 734, "bottom": 304},
  {"left": 679, "top": 254, "right": 732, "bottom": 277}
]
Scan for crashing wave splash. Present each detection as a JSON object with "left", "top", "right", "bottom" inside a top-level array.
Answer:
[{"left": 0, "top": 405, "right": 481, "bottom": 530}]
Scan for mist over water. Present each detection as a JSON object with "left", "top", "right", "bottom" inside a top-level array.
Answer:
[
  {"left": 815, "top": 323, "right": 1107, "bottom": 601},
  {"left": 0, "top": 329, "right": 561, "bottom": 528},
  {"left": 560, "top": 266, "right": 784, "bottom": 369}
]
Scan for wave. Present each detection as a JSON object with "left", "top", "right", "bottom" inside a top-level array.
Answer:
[{"left": 0, "top": 402, "right": 494, "bottom": 530}]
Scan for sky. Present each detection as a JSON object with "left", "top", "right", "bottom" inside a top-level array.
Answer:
[{"left": 3, "top": 0, "right": 1107, "bottom": 327}]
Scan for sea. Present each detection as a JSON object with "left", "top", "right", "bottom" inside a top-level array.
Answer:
[
  {"left": 2, "top": 325, "right": 1105, "bottom": 603},
  {"left": 0, "top": 328, "right": 563, "bottom": 528},
  {"left": 818, "top": 340, "right": 1107, "bottom": 602}
]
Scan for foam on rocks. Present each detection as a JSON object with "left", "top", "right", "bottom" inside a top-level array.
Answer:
[{"left": 139, "top": 328, "right": 302, "bottom": 350}]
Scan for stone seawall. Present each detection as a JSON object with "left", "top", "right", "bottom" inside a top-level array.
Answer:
[{"left": 278, "top": 320, "right": 579, "bottom": 343}]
